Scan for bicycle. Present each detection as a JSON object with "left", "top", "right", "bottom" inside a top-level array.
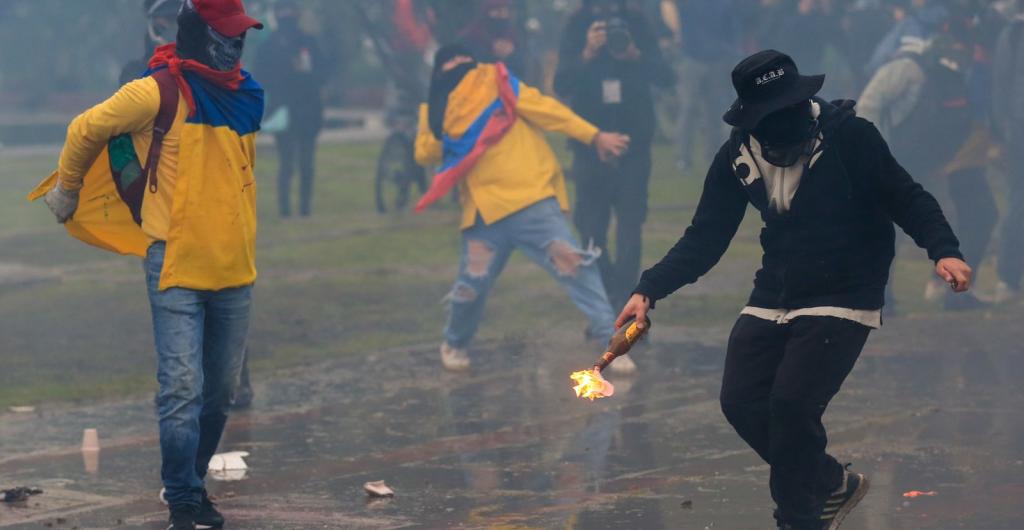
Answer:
[{"left": 357, "top": 0, "right": 433, "bottom": 213}]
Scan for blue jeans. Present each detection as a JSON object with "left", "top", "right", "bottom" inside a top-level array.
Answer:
[
  {"left": 444, "top": 198, "right": 616, "bottom": 348},
  {"left": 145, "top": 242, "right": 252, "bottom": 508}
]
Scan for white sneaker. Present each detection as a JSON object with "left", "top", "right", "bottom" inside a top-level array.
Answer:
[
  {"left": 608, "top": 354, "right": 637, "bottom": 375},
  {"left": 923, "top": 278, "right": 946, "bottom": 302},
  {"left": 993, "top": 281, "right": 1018, "bottom": 304},
  {"left": 440, "top": 342, "right": 471, "bottom": 372}
]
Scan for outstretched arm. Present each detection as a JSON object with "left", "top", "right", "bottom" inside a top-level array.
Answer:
[
  {"left": 515, "top": 81, "right": 600, "bottom": 144},
  {"left": 516, "top": 81, "right": 629, "bottom": 160}
]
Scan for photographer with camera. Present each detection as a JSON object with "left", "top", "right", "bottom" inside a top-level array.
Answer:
[{"left": 555, "top": 0, "right": 674, "bottom": 333}]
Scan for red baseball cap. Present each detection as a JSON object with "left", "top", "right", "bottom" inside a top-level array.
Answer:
[{"left": 193, "top": 0, "right": 263, "bottom": 38}]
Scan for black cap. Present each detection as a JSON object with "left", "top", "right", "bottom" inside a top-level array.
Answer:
[{"left": 722, "top": 50, "right": 825, "bottom": 130}]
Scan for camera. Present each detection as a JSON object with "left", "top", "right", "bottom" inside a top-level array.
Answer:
[{"left": 604, "top": 17, "right": 632, "bottom": 56}]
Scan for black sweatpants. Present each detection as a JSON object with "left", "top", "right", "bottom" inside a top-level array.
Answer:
[
  {"left": 720, "top": 315, "right": 871, "bottom": 529},
  {"left": 276, "top": 127, "right": 320, "bottom": 217},
  {"left": 572, "top": 148, "right": 651, "bottom": 309}
]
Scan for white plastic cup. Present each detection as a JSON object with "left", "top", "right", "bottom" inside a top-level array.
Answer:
[{"left": 81, "top": 428, "right": 100, "bottom": 452}]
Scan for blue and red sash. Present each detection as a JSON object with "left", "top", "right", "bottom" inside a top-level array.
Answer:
[{"left": 415, "top": 63, "right": 519, "bottom": 212}]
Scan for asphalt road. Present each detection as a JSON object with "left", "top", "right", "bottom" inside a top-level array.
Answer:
[{"left": 2, "top": 316, "right": 1023, "bottom": 529}]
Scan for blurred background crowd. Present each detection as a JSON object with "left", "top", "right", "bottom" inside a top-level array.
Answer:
[{"left": 3, "top": 0, "right": 1024, "bottom": 310}]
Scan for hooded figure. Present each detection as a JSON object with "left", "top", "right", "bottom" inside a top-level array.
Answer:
[{"left": 623, "top": 49, "right": 972, "bottom": 530}]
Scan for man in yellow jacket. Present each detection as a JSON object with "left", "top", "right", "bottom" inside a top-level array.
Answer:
[
  {"left": 415, "top": 45, "right": 633, "bottom": 372},
  {"left": 39, "top": 1, "right": 263, "bottom": 528}
]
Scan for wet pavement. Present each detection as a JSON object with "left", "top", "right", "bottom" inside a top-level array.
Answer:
[{"left": 2, "top": 316, "right": 1023, "bottom": 529}]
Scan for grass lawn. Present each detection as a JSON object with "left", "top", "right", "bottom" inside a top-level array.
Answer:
[{"left": 0, "top": 139, "right": 969, "bottom": 408}]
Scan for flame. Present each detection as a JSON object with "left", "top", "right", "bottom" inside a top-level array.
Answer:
[
  {"left": 902, "top": 490, "right": 937, "bottom": 498},
  {"left": 570, "top": 369, "right": 614, "bottom": 401}
]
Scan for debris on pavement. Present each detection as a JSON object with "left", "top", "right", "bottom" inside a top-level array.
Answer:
[
  {"left": 680, "top": 499, "right": 693, "bottom": 509},
  {"left": 208, "top": 451, "right": 250, "bottom": 481},
  {"left": 364, "top": 480, "right": 395, "bottom": 498},
  {"left": 7, "top": 405, "right": 36, "bottom": 413},
  {"left": 902, "top": 490, "right": 938, "bottom": 498},
  {"left": 2, "top": 486, "right": 43, "bottom": 503}
]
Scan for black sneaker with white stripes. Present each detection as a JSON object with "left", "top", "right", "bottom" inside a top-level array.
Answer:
[{"left": 819, "top": 467, "right": 870, "bottom": 529}]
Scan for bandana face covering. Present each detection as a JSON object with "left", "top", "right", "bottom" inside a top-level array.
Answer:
[
  {"left": 750, "top": 101, "right": 817, "bottom": 167},
  {"left": 205, "top": 26, "right": 246, "bottom": 71},
  {"left": 427, "top": 45, "right": 477, "bottom": 139},
  {"left": 177, "top": 0, "right": 245, "bottom": 71},
  {"left": 428, "top": 61, "right": 477, "bottom": 138}
]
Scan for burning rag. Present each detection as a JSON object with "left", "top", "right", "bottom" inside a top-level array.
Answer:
[{"left": 415, "top": 62, "right": 519, "bottom": 212}]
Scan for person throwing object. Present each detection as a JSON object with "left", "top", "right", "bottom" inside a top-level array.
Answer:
[
  {"left": 415, "top": 45, "right": 632, "bottom": 373},
  {"left": 617, "top": 50, "right": 971, "bottom": 530}
]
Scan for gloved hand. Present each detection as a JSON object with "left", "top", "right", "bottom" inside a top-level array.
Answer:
[{"left": 43, "top": 182, "right": 79, "bottom": 224}]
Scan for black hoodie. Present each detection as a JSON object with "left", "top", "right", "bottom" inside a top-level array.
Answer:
[{"left": 634, "top": 98, "right": 963, "bottom": 311}]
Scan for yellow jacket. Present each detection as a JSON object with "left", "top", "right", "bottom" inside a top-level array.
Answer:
[
  {"left": 29, "top": 73, "right": 262, "bottom": 291},
  {"left": 415, "top": 64, "right": 599, "bottom": 229}
]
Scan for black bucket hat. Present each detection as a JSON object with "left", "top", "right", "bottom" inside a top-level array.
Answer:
[{"left": 722, "top": 50, "right": 825, "bottom": 130}]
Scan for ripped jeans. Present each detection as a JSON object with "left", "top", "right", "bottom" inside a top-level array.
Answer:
[{"left": 445, "top": 198, "right": 616, "bottom": 348}]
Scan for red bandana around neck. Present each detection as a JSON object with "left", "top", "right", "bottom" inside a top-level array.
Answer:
[{"left": 147, "top": 43, "right": 245, "bottom": 116}]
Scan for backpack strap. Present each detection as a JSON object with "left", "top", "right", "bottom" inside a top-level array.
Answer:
[{"left": 144, "top": 68, "right": 180, "bottom": 194}]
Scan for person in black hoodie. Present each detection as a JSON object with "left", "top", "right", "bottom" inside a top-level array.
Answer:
[
  {"left": 255, "top": 0, "right": 327, "bottom": 218},
  {"left": 554, "top": 0, "right": 674, "bottom": 314},
  {"left": 616, "top": 50, "right": 973, "bottom": 530}
]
